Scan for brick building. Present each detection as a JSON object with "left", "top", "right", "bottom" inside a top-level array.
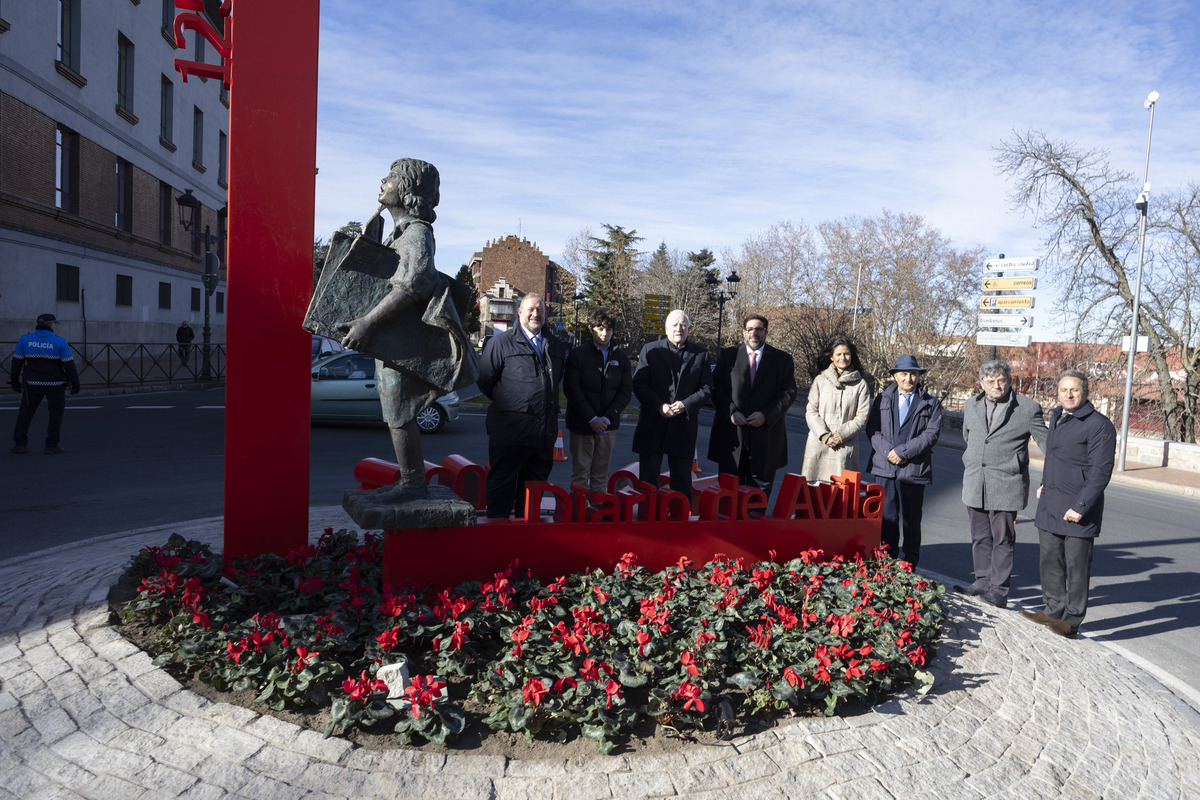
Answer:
[
  {"left": 0, "top": 1, "right": 229, "bottom": 345},
  {"left": 467, "top": 235, "right": 575, "bottom": 337}
]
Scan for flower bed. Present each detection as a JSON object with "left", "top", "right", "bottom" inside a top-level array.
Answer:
[{"left": 117, "top": 529, "right": 945, "bottom": 754}]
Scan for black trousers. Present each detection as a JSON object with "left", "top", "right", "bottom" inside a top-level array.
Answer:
[
  {"left": 638, "top": 452, "right": 694, "bottom": 499},
  {"left": 1038, "top": 528, "right": 1094, "bottom": 629},
  {"left": 486, "top": 441, "right": 554, "bottom": 519},
  {"left": 879, "top": 477, "right": 926, "bottom": 567},
  {"left": 13, "top": 386, "right": 66, "bottom": 447}
]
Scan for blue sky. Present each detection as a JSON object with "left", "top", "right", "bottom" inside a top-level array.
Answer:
[{"left": 313, "top": 0, "right": 1200, "bottom": 329}]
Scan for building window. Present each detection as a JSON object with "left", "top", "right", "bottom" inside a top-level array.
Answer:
[
  {"left": 116, "top": 274, "right": 133, "bottom": 306},
  {"left": 160, "top": 75, "right": 174, "bottom": 142},
  {"left": 115, "top": 159, "right": 133, "bottom": 231},
  {"left": 161, "top": 0, "right": 173, "bottom": 31},
  {"left": 192, "top": 106, "right": 204, "bottom": 169},
  {"left": 117, "top": 33, "right": 134, "bottom": 111},
  {"left": 158, "top": 182, "right": 173, "bottom": 245},
  {"left": 158, "top": 281, "right": 171, "bottom": 310},
  {"left": 55, "top": 125, "right": 79, "bottom": 213},
  {"left": 218, "top": 131, "right": 227, "bottom": 186},
  {"left": 215, "top": 291, "right": 224, "bottom": 314},
  {"left": 191, "top": 287, "right": 201, "bottom": 311},
  {"left": 57, "top": 0, "right": 81, "bottom": 71},
  {"left": 56, "top": 264, "right": 80, "bottom": 302}
]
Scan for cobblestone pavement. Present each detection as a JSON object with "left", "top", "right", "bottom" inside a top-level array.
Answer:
[{"left": 2, "top": 509, "right": 1199, "bottom": 799}]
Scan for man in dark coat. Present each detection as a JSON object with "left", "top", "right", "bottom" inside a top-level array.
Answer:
[
  {"left": 865, "top": 355, "right": 942, "bottom": 568},
  {"left": 564, "top": 307, "right": 632, "bottom": 492},
  {"left": 1022, "top": 370, "right": 1115, "bottom": 639},
  {"left": 632, "top": 309, "right": 712, "bottom": 499},
  {"left": 477, "top": 293, "right": 567, "bottom": 518},
  {"left": 707, "top": 313, "right": 796, "bottom": 497},
  {"left": 954, "top": 359, "right": 1048, "bottom": 608}
]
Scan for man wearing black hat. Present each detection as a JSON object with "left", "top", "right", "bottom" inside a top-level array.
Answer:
[
  {"left": 10, "top": 314, "right": 80, "bottom": 454},
  {"left": 865, "top": 355, "right": 942, "bottom": 567}
]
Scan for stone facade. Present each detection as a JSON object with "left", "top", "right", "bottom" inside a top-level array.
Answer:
[{"left": 468, "top": 235, "right": 576, "bottom": 337}]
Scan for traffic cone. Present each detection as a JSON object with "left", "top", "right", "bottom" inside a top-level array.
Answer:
[
  {"left": 692, "top": 447, "right": 701, "bottom": 473},
  {"left": 553, "top": 430, "right": 568, "bottom": 462}
]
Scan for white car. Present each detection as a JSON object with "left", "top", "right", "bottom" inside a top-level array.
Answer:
[{"left": 310, "top": 351, "right": 460, "bottom": 433}]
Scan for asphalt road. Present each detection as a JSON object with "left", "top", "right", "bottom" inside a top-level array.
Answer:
[{"left": 2, "top": 387, "right": 1198, "bottom": 695}]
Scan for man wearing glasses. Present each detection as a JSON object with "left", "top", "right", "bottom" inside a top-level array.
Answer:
[
  {"left": 707, "top": 314, "right": 796, "bottom": 499},
  {"left": 954, "top": 359, "right": 1048, "bottom": 608}
]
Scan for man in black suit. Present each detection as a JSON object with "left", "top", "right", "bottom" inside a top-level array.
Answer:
[
  {"left": 477, "top": 293, "right": 567, "bottom": 518},
  {"left": 707, "top": 314, "right": 796, "bottom": 498},
  {"left": 564, "top": 308, "right": 633, "bottom": 491},
  {"left": 631, "top": 309, "right": 712, "bottom": 499}
]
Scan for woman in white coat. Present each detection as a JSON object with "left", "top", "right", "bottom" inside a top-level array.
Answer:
[{"left": 801, "top": 338, "right": 871, "bottom": 482}]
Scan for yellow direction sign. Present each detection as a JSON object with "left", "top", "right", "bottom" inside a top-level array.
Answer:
[
  {"left": 980, "top": 295, "right": 1035, "bottom": 309},
  {"left": 982, "top": 276, "right": 1037, "bottom": 291}
]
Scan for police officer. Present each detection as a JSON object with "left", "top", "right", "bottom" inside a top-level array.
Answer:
[{"left": 10, "top": 313, "right": 80, "bottom": 454}]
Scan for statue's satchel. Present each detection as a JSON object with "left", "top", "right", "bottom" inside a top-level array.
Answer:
[{"left": 303, "top": 232, "right": 398, "bottom": 341}]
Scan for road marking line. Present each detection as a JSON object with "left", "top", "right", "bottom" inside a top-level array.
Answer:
[
  {"left": 197, "top": 405, "right": 225, "bottom": 409},
  {"left": 126, "top": 405, "right": 175, "bottom": 409}
]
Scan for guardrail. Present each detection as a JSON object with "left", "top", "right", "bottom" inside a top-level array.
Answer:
[{"left": 0, "top": 342, "right": 226, "bottom": 394}]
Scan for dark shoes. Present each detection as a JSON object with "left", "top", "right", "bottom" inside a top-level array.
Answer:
[
  {"left": 1046, "top": 619, "right": 1078, "bottom": 639},
  {"left": 44, "top": 445, "right": 65, "bottom": 455},
  {"left": 952, "top": 583, "right": 1006, "bottom": 608},
  {"left": 980, "top": 591, "right": 1007, "bottom": 609},
  {"left": 1019, "top": 609, "right": 1078, "bottom": 638},
  {"left": 10, "top": 444, "right": 27, "bottom": 454}
]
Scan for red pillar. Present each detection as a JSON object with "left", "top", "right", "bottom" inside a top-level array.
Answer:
[{"left": 222, "top": 2, "right": 320, "bottom": 558}]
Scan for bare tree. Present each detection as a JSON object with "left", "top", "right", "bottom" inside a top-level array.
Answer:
[{"left": 995, "top": 130, "right": 1191, "bottom": 440}]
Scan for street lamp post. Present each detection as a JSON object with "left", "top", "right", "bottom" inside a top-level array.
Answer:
[
  {"left": 176, "top": 189, "right": 221, "bottom": 381},
  {"left": 572, "top": 292, "right": 586, "bottom": 346},
  {"left": 705, "top": 270, "right": 741, "bottom": 350},
  {"left": 1118, "top": 90, "right": 1159, "bottom": 472}
]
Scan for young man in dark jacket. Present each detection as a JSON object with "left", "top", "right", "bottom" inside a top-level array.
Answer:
[
  {"left": 865, "top": 355, "right": 942, "bottom": 568},
  {"left": 477, "top": 293, "right": 567, "bottom": 518},
  {"left": 1022, "top": 370, "right": 1115, "bottom": 639},
  {"left": 564, "top": 308, "right": 632, "bottom": 492}
]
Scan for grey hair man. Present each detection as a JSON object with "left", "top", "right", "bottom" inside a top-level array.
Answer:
[
  {"left": 1022, "top": 370, "right": 1115, "bottom": 638},
  {"left": 631, "top": 309, "right": 712, "bottom": 498},
  {"left": 954, "top": 359, "right": 1048, "bottom": 608}
]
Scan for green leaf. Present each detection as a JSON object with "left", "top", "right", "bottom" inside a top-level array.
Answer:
[
  {"left": 508, "top": 704, "right": 533, "bottom": 732},
  {"left": 727, "top": 670, "right": 760, "bottom": 690},
  {"left": 912, "top": 669, "right": 935, "bottom": 696}
]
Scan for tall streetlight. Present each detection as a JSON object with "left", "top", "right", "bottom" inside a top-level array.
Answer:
[
  {"left": 1117, "top": 90, "right": 1159, "bottom": 472},
  {"left": 572, "top": 292, "right": 586, "bottom": 346},
  {"left": 176, "top": 189, "right": 221, "bottom": 380},
  {"left": 705, "top": 270, "right": 740, "bottom": 349}
]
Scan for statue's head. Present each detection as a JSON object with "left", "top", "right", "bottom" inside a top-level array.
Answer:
[{"left": 384, "top": 158, "right": 440, "bottom": 222}]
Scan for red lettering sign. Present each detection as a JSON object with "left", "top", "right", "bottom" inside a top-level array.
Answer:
[{"left": 173, "top": 0, "right": 233, "bottom": 88}]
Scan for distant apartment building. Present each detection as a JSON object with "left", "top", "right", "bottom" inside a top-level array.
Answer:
[
  {"left": 467, "top": 235, "right": 576, "bottom": 338},
  {"left": 0, "top": 1, "right": 229, "bottom": 345}
]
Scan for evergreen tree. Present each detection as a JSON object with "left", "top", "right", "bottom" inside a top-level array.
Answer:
[{"left": 454, "top": 263, "right": 481, "bottom": 335}]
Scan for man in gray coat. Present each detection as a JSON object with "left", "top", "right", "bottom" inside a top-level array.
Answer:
[{"left": 953, "top": 360, "right": 1048, "bottom": 608}]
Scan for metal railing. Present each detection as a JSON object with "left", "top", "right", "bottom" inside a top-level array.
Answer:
[{"left": 1, "top": 342, "right": 226, "bottom": 394}]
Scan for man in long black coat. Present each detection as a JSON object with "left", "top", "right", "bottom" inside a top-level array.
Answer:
[
  {"left": 707, "top": 314, "right": 796, "bottom": 497},
  {"left": 1022, "top": 369, "right": 1115, "bottom": 639},
  {"left": 631, "top": 309, "right": 712, "bottom": 498}
]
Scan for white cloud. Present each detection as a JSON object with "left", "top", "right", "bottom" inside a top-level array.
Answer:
[{"left": 313, "top": 0, "right": 1200, "bottom": 322}]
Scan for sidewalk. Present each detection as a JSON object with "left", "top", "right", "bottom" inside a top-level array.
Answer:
[{"left": 2, "top": 509, "right": 1200, "bottom": 798}]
